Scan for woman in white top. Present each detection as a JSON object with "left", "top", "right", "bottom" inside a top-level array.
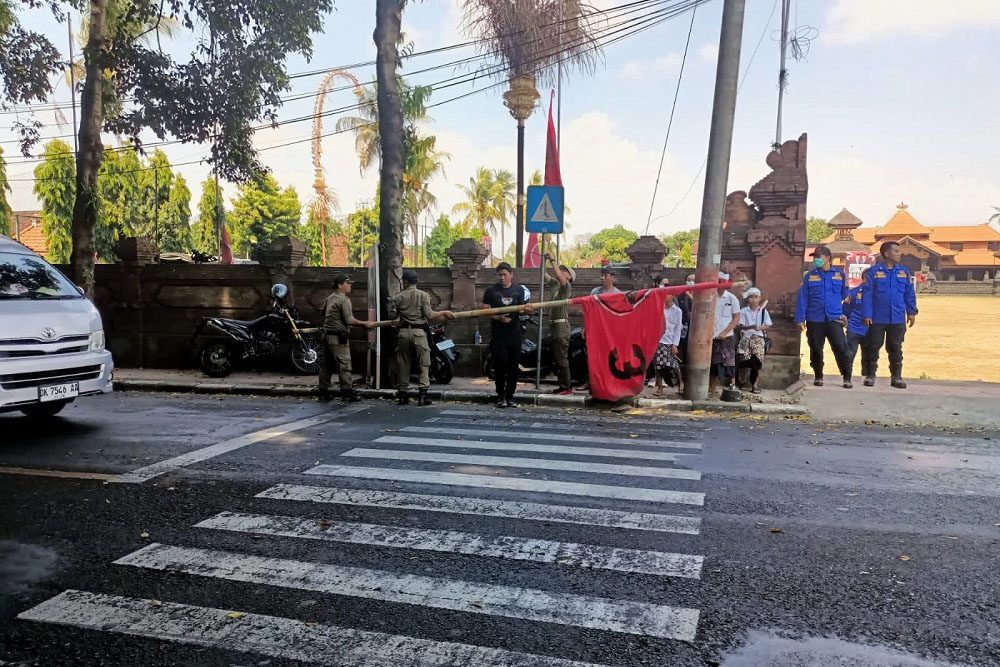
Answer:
[
  {"left": 736, "top": 287, "right": 772, "bottom": 394},
  {"left": 653, "top": 288, "right": 684, "bottom": 397}
]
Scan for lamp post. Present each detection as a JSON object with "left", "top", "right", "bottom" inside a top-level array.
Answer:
[{"left": 503, "top": 74, "right": 539, "bottom": 268}]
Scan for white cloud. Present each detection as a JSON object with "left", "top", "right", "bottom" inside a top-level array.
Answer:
[
  {"left": 619, "top": 53, "right": 682, "bottom": 80},
  {"left": 823, "top": 0, "right": 1000, "bottom": 45},
  {"left": 698, "top": 42, "right": 718, "bottom": 63}
]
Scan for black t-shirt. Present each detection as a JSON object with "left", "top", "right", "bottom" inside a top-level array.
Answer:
[{"left": 482, "top": 282, "right": 526, "bottom": 338}]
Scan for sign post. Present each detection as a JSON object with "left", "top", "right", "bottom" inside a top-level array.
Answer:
[{"left": 526, "top": 186, "right": 565, "bottom": 389}]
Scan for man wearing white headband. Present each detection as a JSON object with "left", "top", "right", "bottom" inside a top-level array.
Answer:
[{"left": 737, "top": 287, "right": 772, "bottom": 394}]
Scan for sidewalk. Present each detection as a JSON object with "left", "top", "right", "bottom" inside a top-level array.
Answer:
[
  {"left": 799, "top": 376, "right": 1000, "bottom": 429},
  {"left": 111, "top": 368, "right": 807, "bottom": 417}
]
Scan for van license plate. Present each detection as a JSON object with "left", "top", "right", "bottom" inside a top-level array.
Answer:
[
  {"left": 436, "top": 340, "right": 455, "bottom": 351},
  {"left": 39, "top": 382, "right": 79, "bottom": 402}
]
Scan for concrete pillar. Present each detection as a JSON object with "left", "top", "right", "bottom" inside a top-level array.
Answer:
[
  {"left": 625, "top": 235, "right": 668, "bottom": 289},
  {"left": 260, "top": 236, "right": 307, "bottom": 305},
  {"left": 446, "top": 238, "right": 490, "bottom": 310}
]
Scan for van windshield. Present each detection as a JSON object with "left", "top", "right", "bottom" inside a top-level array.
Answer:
[{"left": 0, "top": 252, "right": 82, "bottom": 300}]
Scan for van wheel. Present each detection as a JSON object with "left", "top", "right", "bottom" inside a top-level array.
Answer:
[{"left": 20, "top": 400, "right": 70, "bottom": 418}]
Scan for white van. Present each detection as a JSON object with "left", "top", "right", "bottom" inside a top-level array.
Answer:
[{"left": 0, "top": 234, "right": 114, "bottom": 417}]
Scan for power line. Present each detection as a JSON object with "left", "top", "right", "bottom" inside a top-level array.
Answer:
[
  {"left": 3, "top": 1, "right": 684, "bottom": 167},
  {"left": 644, "top": 2, "right": 698, "bottom": 235}
]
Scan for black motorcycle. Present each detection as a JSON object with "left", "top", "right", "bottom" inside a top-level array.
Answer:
[
  {"left": 429, "top": 323, "right": 458, "bottom": 385},
  {"left": 193, "top": 284, "right": 324, "bottom": 378},
  {"left": 483, "top": 316, "right": 588, "bottom": 385}
]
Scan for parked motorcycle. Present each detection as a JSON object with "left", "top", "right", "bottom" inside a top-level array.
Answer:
[
  {"left": 483, "top": 316, "right": 588, "bottom": 385},
  {"left": 193, "top": 284, "right": 324, "bottom": 378},
  {"left": 429, "top": 323, "right": 458, "bottom": 384}
]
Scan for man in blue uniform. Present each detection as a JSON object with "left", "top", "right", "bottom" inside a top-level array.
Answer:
[
  {"left": 842, "top": 268, "right": 874, "bottom": 381},
  {"left": 795, "top": 245, "right": 853, "bottom": 388},
  {"left": 862, "top": 241, "right": 918, "bottom": 388}
]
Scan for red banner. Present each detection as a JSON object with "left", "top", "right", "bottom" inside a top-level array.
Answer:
[{"left": 220, "top": 227, "right": 234, "bottom": 265}]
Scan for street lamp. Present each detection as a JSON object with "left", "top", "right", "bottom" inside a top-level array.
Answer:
[{"left": 503, "top": 75, "right": 540, "bottom": 268}]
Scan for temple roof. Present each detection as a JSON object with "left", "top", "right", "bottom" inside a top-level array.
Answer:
[
  {"left": 927, "top": 223, "right": 1000, "bottom": 243},
  {"left": 875, "top": 203, "right": 931, "bottom": 238},
  {"left": 828, "top": 208, "right": 863, "bottom": 229}
]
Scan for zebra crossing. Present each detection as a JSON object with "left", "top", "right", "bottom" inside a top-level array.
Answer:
[{"left": 18, "top": 407, "right": 707, "bottom": 665}]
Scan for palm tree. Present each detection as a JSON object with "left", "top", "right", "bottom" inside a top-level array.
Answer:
[
  {"left": 452, "top": 168, "right": 502, "bottom": 254},
  {"left": 402, "top": 134, "right": 449, "bottom": 255},
  {"left": 461, "top": 0, "right": 601, "bottom": 266},
  {"left": 490, "top": 169, "right": 516, "bottom": 261},
  {"left": 989, "top": 206, "right": 1000, "bottom": 226}
]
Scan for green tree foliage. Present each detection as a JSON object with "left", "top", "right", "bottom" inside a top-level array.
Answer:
[
  {"left": 95, "top": 146, "right": 143, "bottom": 260},
  {"left": 193, "top": 176, "right": 225, "bottom": 255},
  {"left": 33, "top": 140, "right": 76, "bottom": 264},
  {"left": 346, "top": 206, "right": 379, "bottom": 266},
  {"left": 303, "top": 206, "right": 346, "bottom": 267},
  {"left": 806, "top": 217, "right": 833, "bottom": 244},
  {"left": 0, "top": 146, "right": 10, "bottom": 236},
  {"left": 158, "top": 174, "right": 192, "bottom": 252},
  {"left": 587, "top": 225, "right": 638, "bottom": 263},
  {"left": 659, "top": 228, "right": 698, "bottom": 266},
  {"left": 680, "top": 241, "right": 693, "bottom": 267},
  {"left": 230, "top": 175, "right": 302, "bottom": 259},
  {"left": 452, "top": 167, "right": 503, "bottom": 239},
  {"left": 137, "top": 149, "right": 174, "bottom": 242},
  {"left": 0, "top": 0, "right": 62, "bottom": 153},
  {"left": 423, "top": 213, "right": 481, "bottom": 267}
]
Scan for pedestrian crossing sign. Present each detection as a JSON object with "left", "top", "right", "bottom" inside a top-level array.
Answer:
[{"left": 525, "top": 186, "right": 564, "bottom": 234}]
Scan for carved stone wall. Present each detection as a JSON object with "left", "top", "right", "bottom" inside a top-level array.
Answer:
[{"left": 721, "top": 133, "right": 809, "bottom": 388}]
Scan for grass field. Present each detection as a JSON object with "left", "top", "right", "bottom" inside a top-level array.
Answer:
[{"left": 799, "top": 295, "right": 1000, "bottom": 383}]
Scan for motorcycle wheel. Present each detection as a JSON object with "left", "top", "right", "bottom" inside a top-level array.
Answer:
[
  {"left": 431, "top": 355, "right": 454, "bottom": 385},
  {"left": 483, "top": 355, "right": 495, "bottom": 380},
  {"left": 199, "top": 342, "right": 235, "bottom": 378},
  {"left": 290, "top": 338, "right": 324, "bottom": 375}
]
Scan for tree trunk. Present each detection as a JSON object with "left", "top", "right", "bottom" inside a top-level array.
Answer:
[
  {"left": 374, "top": 0, "right": 405, "bottom": 384},
  {"left": 71, "top": 0, "right": 110, "bottom": 296}
]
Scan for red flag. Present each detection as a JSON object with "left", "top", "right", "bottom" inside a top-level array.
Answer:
[
  {"left": 220, "top": 227, "right": 234, "bottom": 265},
  {"left": 525, "top": 90, "right": 561, "bottom": 269}
]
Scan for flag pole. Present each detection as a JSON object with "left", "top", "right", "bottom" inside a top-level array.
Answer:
[{"left": 535, "top": 234, "right": 545, "bottom": 389}]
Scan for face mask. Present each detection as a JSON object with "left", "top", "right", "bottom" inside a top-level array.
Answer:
[
  {"left": 813, "top": 257, "right": 825, "bottom": 268},
  {"left": 686, "top": 281, "right": 695, "bottom": 286}
]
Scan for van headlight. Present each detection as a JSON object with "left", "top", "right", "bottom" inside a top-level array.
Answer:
[{"left": 89, "top": 330, "right": 106, "bottom": 351}]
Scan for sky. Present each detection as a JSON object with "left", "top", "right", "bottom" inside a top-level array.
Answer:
[{"left": 4, "top": 0, "right": 1000, "bottom": 246}]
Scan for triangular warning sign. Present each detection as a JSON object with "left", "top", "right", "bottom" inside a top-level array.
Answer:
[{"left": 531, "top": 193, "right": 559, "bottom": 223}]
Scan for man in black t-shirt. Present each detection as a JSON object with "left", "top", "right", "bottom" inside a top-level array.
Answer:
[{"left": 482, "top": 262, "right": 530, "bottom": 407}]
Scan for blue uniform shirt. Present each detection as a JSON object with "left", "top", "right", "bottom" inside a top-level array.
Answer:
[
  {"left": 795, "top": 265, "right": 849, "bottom": 323},
  {"left": 861, "top": 262, "right": 918, "bottom": 325},
  {"left": 842, "top": 286, "right": 868, "bottom": 336}
]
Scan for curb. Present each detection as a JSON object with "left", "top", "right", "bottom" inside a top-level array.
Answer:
[{"left": 113, "top": 379, "right": 809, "bottom": 417}]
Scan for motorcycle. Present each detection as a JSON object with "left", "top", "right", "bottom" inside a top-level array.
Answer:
[
  {"left": 483, "top": 316, "right": 588, "bottom": 385},
  {"left": 429, "top": 323, "right": 458, "bottom": 385},
  {"left": 193, "top": 284, "right": 324, "bottom": 378}
]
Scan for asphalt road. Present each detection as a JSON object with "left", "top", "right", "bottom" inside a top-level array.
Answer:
[{"left": 0, "top": 392, "right": 997, "bottom": 667}]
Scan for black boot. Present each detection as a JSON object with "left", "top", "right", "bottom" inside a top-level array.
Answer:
[
  {"left": 397, "top": 390, "right": 410, "bottom": 406},
  {"left": 317, "top": 387, "right": 332, "bottom": 402},
  {"left": 418, "top": 389, "right": 433, "bottom": 406},
  {"left": 341, "top": 389, "right": 362, "bottom": 403},
  {"left": 891, "top": 377, "right": 907, "bottom": 389}
]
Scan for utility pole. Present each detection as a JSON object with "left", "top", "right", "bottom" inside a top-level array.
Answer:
[
  {"left": 774, "top": 0, "right": 790, "bottom": 149},
  {"left": 685, "top": 0, "right": 746, "bottom": 401},
  {"left": 153, "top": 167, "right": 159, "bottom": 245},
  {"left": 67, "top": 11, "right": 79, "bottom": 158}
]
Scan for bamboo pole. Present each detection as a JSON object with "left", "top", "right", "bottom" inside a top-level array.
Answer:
[{"left": 362, "top": 282, "right": 733, "bottom": 329}]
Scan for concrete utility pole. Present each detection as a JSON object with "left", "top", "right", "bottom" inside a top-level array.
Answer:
[{"left": 685, "top": 0, "right": 746, "bottom": 401}]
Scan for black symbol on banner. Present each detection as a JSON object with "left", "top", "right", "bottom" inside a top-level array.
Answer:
[{"left": 608, "top": 345, "right": 647, "bottom": 380}]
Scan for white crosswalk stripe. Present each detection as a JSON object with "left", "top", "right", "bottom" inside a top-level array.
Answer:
[
  {"left": 196, "top": 511, "right": 704, "bottom": 578},
  {"left": 400, "top": 425, "right": 702, "bottom": 450},
  {"left": 375, "top": 435, "right": 688, "bottom": 462},
  {"left": 19, "top": 590, "right": 608, "bottom": 667},
  {"left": 18, "top": 409, "right": 709, "bottom": 662},
  {"left": 114, "top": 543, "right": 701, "bottom": 640},
  {"left": 342, "top": 448, "right": 702, "bottom": 481},
  {"left": 256, "top": 484, "right": 703, "bottom": 534},
  {"left": 306, "top": 465, "right": 706, "bottom": 505}
]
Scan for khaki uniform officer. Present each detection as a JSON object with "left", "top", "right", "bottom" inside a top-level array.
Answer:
[
  {"left": 319, "top": 274, "right": 373, "bottom": 403},
  {"left": 389, "top": 270, "right": 455, "bottom": 406},
  {"left": 544, "top": 254, "right": 575, "bottom": 395}
]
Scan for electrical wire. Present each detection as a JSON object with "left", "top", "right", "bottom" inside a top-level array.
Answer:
[
  {"left": 643, "top": 2, "right": 698, "bottom": 235},
  {"left": 4, "top": 0, "right": 692, "bottom": 168}
]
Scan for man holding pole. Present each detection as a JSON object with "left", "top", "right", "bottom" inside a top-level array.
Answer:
[
  {"left": 544, "top": 254, "right": 575, "bottom": 395},
  {"left": 389, "top": 270, "right": 455, "bottom": 406},
  {"left": 482, "top": 262, "right": 531, "bottom": 408},
  {"left": 319, "top": 274, "right": 374, "bottom": 403}
]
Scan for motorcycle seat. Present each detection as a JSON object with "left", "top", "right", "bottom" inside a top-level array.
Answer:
[{"left": 224, "top": 314, "right": 272, "bottom": 328}]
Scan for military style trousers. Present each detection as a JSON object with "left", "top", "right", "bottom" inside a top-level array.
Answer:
[
  {"left": 845, "top": 331, "right": 876, "bottom": 378},
  {"left": 806, "top": 320, "right": 852, "bottom": 380},
  {"left": 551, "top": 320, "right": 572, "bottom": 391},
  {"left": 865, "top": 323, "right": 906, "bottom": 379},
  {"left": 491, "top": 334, "right": 521, "bottom": 400},
  {"left": 395, "top": 327, "right": 431, "bottom": 391},
  {"left": 319, "top": 333, "right": 353, "bottom": 393}
]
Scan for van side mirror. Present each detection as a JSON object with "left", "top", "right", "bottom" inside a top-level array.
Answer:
[{"left": 76, "top": 286, "right": 85, "bottom": 296}]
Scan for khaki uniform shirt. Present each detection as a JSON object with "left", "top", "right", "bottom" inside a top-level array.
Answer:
[
  {"left": 549, "top": 278, "right": 572, "bottom": 321},
  {"left": 390, "top": 286, "right": 434, "bottom": 326},
  {"left": 322, "top": 292, "right": 353, "bottom": 333}
]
